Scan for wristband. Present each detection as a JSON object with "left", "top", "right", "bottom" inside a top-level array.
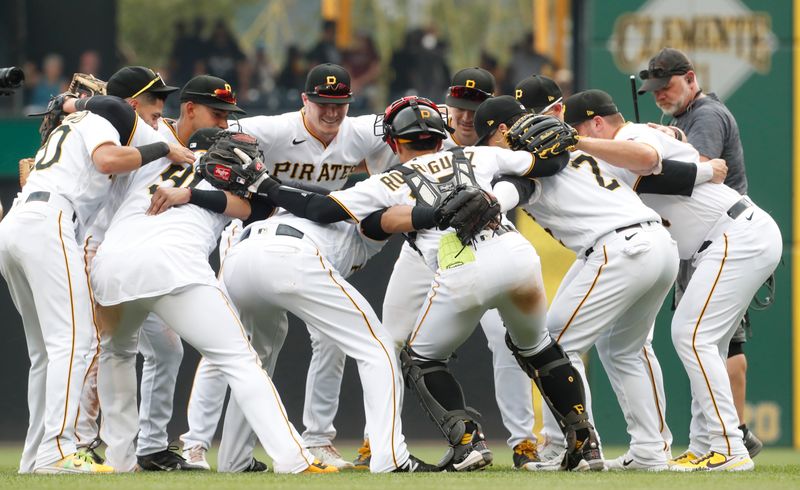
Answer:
[
  {"left": 411, "top": 206, "right": 438, "bottom": 230},
  {"left": 188, "top": 188, "right": 227, "bottom": 214},
  {"left": 137, "top": 142, "right": 170, "bottom": 166}
]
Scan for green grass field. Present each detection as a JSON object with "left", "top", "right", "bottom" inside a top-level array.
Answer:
[{"left": 0, "top": 443, "right": 798, "bottom": 490}]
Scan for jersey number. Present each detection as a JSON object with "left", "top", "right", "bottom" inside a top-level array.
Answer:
[
  {"left": 570, "top": 154, "right": 620, "bottom": 191},
  {"left": 35, "top": 125, "right": 71, "bottom": 170},
  {"left": 148, "top": 164, "right": 200, "bottom": 194}
]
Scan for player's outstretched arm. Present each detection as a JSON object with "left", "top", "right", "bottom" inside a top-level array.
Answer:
[
  {"left": 575, "top": 136, "right": 660, "bottom": 174},
  {"left": 633, "top": 158, "right": 725, "bottom": 196},
  {"left": 147, "top": 186, "right": 253, "bottom": 219},
  {"left": 252, "top": 177, "right": 352, "bottom": 223},
  {"left": 93, "top": 142, "right": 194, "bottom": 174}
]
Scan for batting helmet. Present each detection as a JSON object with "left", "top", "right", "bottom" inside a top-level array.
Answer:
[{"left": 382, "top": 96, "right": 452, "bottom": 152}]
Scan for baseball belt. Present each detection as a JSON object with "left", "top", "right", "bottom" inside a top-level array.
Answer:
[{"left": 696, "top": 196, "right": 754, "bottom": 254}]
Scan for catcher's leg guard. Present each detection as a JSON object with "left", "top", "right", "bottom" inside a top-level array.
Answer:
[
  {"left": 400, "top": 347, "right": 481, "bottom": 446},
  {"left": 505, "top": 334, "right": 602, "bottom": 470}
]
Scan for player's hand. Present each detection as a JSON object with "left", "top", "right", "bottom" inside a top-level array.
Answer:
[
  {"left": 166, "top": 144, "right": 196, "bottom": 166},
  {"left": 709, "top": 158, "right": 728, "bottom": 184},
  {"left": 148, "top": 186, "right": 191, "bottom": 215}
]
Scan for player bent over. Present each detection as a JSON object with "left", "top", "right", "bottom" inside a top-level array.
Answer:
[
  {"left": 0, "top": 96, "right": 194, "bottom": 473},
  {"left": 90, "top": 129, "right": 334, "bottom": 474},
  {"left": 238, "top": 96, "right": 603, "bottom": 472}
]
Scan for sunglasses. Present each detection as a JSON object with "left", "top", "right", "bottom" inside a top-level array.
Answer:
[
  {"left": 536, "top": 96, "right": 563, "bottom": 115},
  {"left": 130, "top": 73, "right": 164, "bottom": 99},
  {"left": 308, "top": 82, "right": 352, "bottom": 99},
  {"left": 448, "top": 85, "right": 492, "bottom": 102},
  {"left": 639, "top": 67, "right": 686, "bottom": 80},
  {"left": 183, "top": 87, "right": 238, "bottom": 105}
]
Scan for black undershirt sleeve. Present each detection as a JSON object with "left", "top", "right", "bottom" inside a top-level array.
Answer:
[
  {"left": 360, "top": 209, "right": 392, "bottom": 241},
  {"left": 256, "top": 179, "right": 351, "bottom": 223},
  {"left": 634, "top": 159, "right": 698, "bottom": 196},
  {"left": 521, "top": 152, "right": 569, "bottom": 178},
  {"left": 243, "top": 195, "right": 276, "bottom": 226}
]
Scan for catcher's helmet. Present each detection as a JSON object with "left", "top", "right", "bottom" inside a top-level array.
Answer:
[{"left": 382, "top": 96, "right": 452, "bottom": 152}]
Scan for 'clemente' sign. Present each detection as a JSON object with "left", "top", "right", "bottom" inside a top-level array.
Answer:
[{"left": 606, "top": 0, "right": 777, "bottom": 99}]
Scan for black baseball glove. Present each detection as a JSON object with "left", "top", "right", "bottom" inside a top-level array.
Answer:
[
  {"left": 30, "top": 92, "right": 77, "bottom": 146},
  {"left": 435, "top": 185, "right": 501, "bottom": 244},
  {"left": 196, "top": 131, "right": 267, "bottom": 197},
  {"left": 505, "top": 114, "right": 578, "bottom": 158}
]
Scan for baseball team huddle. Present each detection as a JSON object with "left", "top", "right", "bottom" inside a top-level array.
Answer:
[{"left": 0, "top": 44, "right": 782, "bottom": 475}]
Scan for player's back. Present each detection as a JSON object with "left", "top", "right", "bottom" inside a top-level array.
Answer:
[{"left": 523, "top": 150, "right": 661, "bottom": 254}]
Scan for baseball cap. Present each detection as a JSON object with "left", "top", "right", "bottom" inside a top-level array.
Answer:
[
  {"left": 107, "top": 66, "right": 179, "bottom": 99},
  {"left": 473, "top": 95, "right": 528, "bottom": 145},
  {"left": 514, "top": 75, "right": 563, "bottom": 113},
  {"left": 304, "top": 63, "right": 353, "bottom": 105},
  {"left": 637, "top": 48, "right": 694, "bottom": 94},
  {"left": 446, "top": 67, "right": 496, "bottom": 111},
  {"left": 564, "top": 89, "right": 620, "bottom": 126},
  {"left": 188, "top": 127, "right": 224, "bottom": 152},
  {"left": 180, "top": 75, "right": 245, "bottom": 114}
]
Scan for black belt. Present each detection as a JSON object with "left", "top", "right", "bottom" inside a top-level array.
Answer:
[
  {"left": 696, "top": 197, "right": 754, "bottom": 254},
  {"left": 242, "top": 223, "right": 304, "bottom": 241},
  {"left": 584, "top": 221, "right": 656, "bottom": 258},
  {"left": 25, "top": 191, "right": 77, "bottom": 222}
]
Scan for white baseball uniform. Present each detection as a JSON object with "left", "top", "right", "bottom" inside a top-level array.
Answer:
[
  {"left": 604, "top": 123, "right": 782, "bottom": 459},
  {"left": 181, "top": 110, "right": 395, "bottom": 465},
  {"left": 221, "top": 214, "right": 413, "bottom": 472},
  {"left": 526, "top": 149, "right": 679, "bottom": 465},
  {"left": 0, "top": 110, "right": 142, "bottom": 471},
  {"left": 329, "top": 147, "right": 552, "bottom": 419},
  {"left": 380, "top": 133, "right": 536, "bottom": 448},
  {"left": 90, "top": 148, "right": 315, "bottom": 473}
]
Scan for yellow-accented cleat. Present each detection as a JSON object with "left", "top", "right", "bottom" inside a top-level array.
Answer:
[
  {"left": 513, "top": 439, "right": 541, "bottom": 470},
  {"left": 671, "top": 451, "right": 754, "bottom": 472},
  {"left": 302, "top": 459, "right": 339, "bottom": 474},
  {"left": 34, "top": 452, "right": 115, "bottom": 474},
  {"left": 352, "top": 439, "right": 371, "bottom": 470},
  {"left": 668, "top": 450, "right": 697, "bottom": 466}
]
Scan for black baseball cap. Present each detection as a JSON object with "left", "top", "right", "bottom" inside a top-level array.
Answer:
[
  {"left": 180, "top": 75, "right": 245, "bottom": 114},
  {"left": 474, "top": 95, "right": 528, "bottom": 145},
  {"left": 446, "top": 67, "right": 496, "bottom": 111},
  {"left": 304, "top": 63, "right": 353, "bottom": 104},
  {"left": 564, "top": 89, "right": 619, "bottom": 126},
  {"left": 107, "top": 66, "right": 179, "bottom": 99},
  {"left": 188, "top": 127, "right": 224, "bottom": 152},
  {"left": 638, "top": 48, "right": 694, "bottom": 94},
  {"left": 514, "top": 75, "right": 563, "bottom": 113}
]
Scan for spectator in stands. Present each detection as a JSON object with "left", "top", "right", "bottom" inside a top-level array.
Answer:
[
  {"left": 27, "top": 54, "right": 68, "bottom": 113},
  {"left": 307, "top": 20, "right": 342, "bottom": 65},
  {"left": 503, "top": 31, "right": 554, "bottom": 94},
  {"left": 205, "top": 18, "right": 247, "bottom": 92},
  {"left": 342, "top": 32, "right": 380, "bottom": 111}
]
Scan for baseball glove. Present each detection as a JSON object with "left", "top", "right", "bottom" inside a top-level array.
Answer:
[
  {"left": 436, "top": 185, "right": 501, "bottom": 244},
  {"left": 68, "top": 73, "right": 106, "bottom": 98},
  {"left": 505, "top": 114, "right": 578, "bottom": 158},
  {"left": 18, "top": 157, "right": 34, "bottom": 188},
  {"left": 196, "top": 131, "right": 267, "bottom": 197}
]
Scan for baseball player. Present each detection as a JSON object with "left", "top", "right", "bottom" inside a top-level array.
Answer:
[
  {"left": 638, "top": 48, "right": 763, "bottom": 458},
  {"left": 180, "top": 63, "right": 395, "bottom": 471},
  {"left": 0, "top": 94, "right": 193, "bottom": 474},
  {"left": 514, "top": 76, "right": 676, "bottom": 467},
  {"left": 89, "top": 125, "right": 335, "bottom": 474},
  {"left": 474, "top": 95, "right": 682, "bottom": 471},
  {"left": 569, "top": 89, "right": 780, "bottom": 471},
  {"left": 371, "top": 67, "right": 540, "bottom": 470},
  {"left": 248, "top": 95, "right": 603, "bottom": 472}
]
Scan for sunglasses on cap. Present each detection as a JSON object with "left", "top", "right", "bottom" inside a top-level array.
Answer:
[
  {"left": 448, "top": 85, "right": 492, "bottom": 102},
  {"left": 536, "top": 96, "right": 563, "bottom": 115},
  {"left": 130, "top": 73, "right": 163, "bottom": 99},
  {"left": 639, "top": 67, "right": 688, "bottom": 80},
  {"left": 183, "top": 87, "right": 238, "bottom": 105},
  {"left": 308, "top": 82, "right": 352, "bottom": 99}
]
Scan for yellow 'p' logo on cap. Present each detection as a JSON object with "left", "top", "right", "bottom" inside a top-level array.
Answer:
[
  {"left": 487, "top": 119, "right": 495, "bottom": 126},
  {"left": 548, "top": 95, "right": 555, "bottom": 101},
  {"left": 224, "top": 83, "right": 232, "bottom": 92},
  {"left": 420, "top": 109, "right": 430, "bottom": 118},
  {"left": 586, "top": 110, "right": 595, "bottom": 116},
  {"left": 466, "top": 79, "right": 476, "bottom": 88},
  {"left": 515, "top": 89, "right": 522, "bottom": 99},
  {"left": 326, "top": 75, "right": 337, "bottom": 84}
]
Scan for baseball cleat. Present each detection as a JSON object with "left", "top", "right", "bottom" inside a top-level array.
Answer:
[
  {"left": 441, "top": 430, "right": 493, "bottom": 472},
  {"left": 605, "top": 453, "right": 667, "bottom": 472},
  {"left": 34, "top": 452, "right": 114, "bottom": 474},
  {"left": 77, "top": 438, "right": 105, "bottom": 464},
  {"left": 352, "top": 439, "right": 371, "bottom": 470},
  {"left": 307, "top": 444, "right": 354, "bottom": 470},
  {"left": 670, "top": 451, "right": 754, "bottom": 472},
  {"left": 563, "top": 428, "right": 604, "bottom": 471},
  {"left": 512, "top": 439, "right": 541, "bottom": 470},
  {"left": 392, "top": 454, "right": 440, "bottom": 472},
  {"left": 668, "top": 450, "right": 697, "bottom": 466},
  {"left": 742, "top": 428, "right": 763, "bottom": 459},
  {"left": 181, "top": 445, "right": 210, "bottom": 470},
  {"left": 242, "top": 457, "right": 269, "bottom": 472},
  {"left": 137, "top": 447, "right": 206, "bottom": 471},
  {"left": 301, "top": 459, "right": 339, "bottom": 474}
]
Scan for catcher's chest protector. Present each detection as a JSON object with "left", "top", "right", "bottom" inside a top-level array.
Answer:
[{"left": 395, "top": 147, "right": 478, "bottom": 207}]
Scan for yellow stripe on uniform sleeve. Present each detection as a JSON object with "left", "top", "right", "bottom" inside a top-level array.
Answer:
[{"left": 328, "top": 195, "right": 360, "bottom": 223}]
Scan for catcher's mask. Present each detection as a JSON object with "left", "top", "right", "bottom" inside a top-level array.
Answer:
[
  {"left": 376, "top": 96, "right": 453, "bottom": 153},
  {"left": 200, "top": 131, "right": 264, "bottom": 170}
]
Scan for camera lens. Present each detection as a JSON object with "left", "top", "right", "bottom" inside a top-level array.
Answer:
[{"left": 0, "top": 67, "right": 25, "bottom": 89}]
